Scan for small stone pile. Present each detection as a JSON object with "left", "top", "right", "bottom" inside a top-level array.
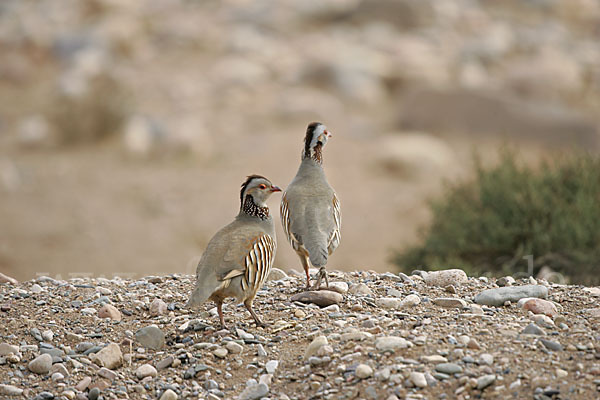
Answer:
[{"left": 0, "top": 268, "right": 599, "bottom": 399}]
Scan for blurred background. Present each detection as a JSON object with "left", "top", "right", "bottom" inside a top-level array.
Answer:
[{"left": 1, "top": 0, "right": 599, "bottom": 282}]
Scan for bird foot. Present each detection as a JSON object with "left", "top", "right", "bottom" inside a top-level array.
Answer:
[{"left": 308, "top": 268, "right": 328, "bottom": 291}]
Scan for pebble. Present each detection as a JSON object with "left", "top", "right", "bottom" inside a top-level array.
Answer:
[
  {"left": 424, "top": 269, "right": 468, "bottom": 287},
  {"left": 236, "top": 329, "right": 254, "bottom": 341},
  {"left": 540, "top": 339, "right": 563, "bottom": 351},
  {"left": 213, "top": 347, "right": 228, "bottom": 358},
  {"left": 400, "top": 294, "right": 421, "bottom": 307},
  {"left": 304, "top": 336, "right": 328, "bottom": 359},
  {"left": 348, "top": 283, "right": 373, "bottom": 296},
  {"left": 31, "top": 284, "right": 43, "bottom": 293},
  {"left": 432, "top": 298, "right": 467, "bottom": 308},
  {"left": 267, "top": 267, "right": 288, "bottom": 281},
  {"left": 91, "top": 343, "right": 123, "bottom": 369},
  {"left": 522, "top": 298, "right": 558, "bottom": 317},
  {"left": 476, "top": 374, "right": 496, "bottom": 390},
  {"left": 376, "top": 297, "right": 401, "bottom": 309},
  {"left": 150, "top": 298, "right": 168, "bottom": 316},
  {"left": 522, "top": 323, "right": 545, "bottom": 335},
  {"left": 159, "top": 389, "right": 178, "bottom": 400},
  {"left": 479, "top": 353, "right": 494, "bottom": 366},
  {"left": 88, "top": 387, "right": 100, "bottom": 400},
  {"left": 0, "top": 343, "right": 20, "bottom": 356},
  {"left": 290, "top": 290, "right": 343, "bottom": 307},
  {"left": 0, "top": 384, "right": 23, "bottom": 396},
  {"left": 135, "top": 325, "right": 165, "bottom": 350},
  {"left": 28, "top": 353, "right": 53, "bottom": 374},
  {"left": 41, "top": 330, "right": 54, "bottom": 341},
  {"left": 375, "top": 336, "right": 411, "bottom": 352},
  {"left": 135, "top": 364, "right": 157, "bottom": 379},
  {"left": 556, "top": 368, "right": 568, "bottom": 378},
  {"left": 51, "top": 372, "right": 64, "bottom": 381},
  {"left": 422, "top": 355, "right": 447, "bottom": 364},
  {"left": 225, "top": 341, "right": 243, "bottom": 354},
  {"left": 474, "top": 285, "right": 548, "bottom": 306},
  {"left": 265, "top": 360, "right": 279, "bottom": 374},
  {"left": 435, "top": 363, "right": 463, "bottom": 375},
  {"left": 97, "top": 367, "right": 117, "bottom": 380},
  {"left": 81, "top": 307, "right": 97, "bottom": 315},
  {"left": 294, "top": 309, "right": 306, "bottom": 318},
  {"left": 75, "top": 376, "right": 92, "bottom": 391},
  {"left": 257, "top": 344, "right": 267, "bottom": 357},
  {"left": 238, "top": 380, "right": 269, "bottom": 400},
  {"left": 98, "top": 304, "right": 122, "bottom": 321},
  {"left": 355, "top": 364, "right": 373, "bottom": 379},
  {"left": 156, "top": 355, "right": 174, "bottom": 370},
  {"left": 328, "top": 281, "right": 349, "bottom": 294},
  {"left": 410, "top": 372, "right": 428, "bottom": 388}
]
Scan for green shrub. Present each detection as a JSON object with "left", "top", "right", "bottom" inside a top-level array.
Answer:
[{"left": 393, "top": 151, "right": 600, "bottom": 285}]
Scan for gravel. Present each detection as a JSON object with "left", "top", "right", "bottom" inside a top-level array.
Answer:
[{"left": 0, "top": 270, "right": 598, "bottom": 399}]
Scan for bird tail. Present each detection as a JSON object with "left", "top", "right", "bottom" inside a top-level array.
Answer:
[
  {"left": 305, "top": 234, "right": 328, "bottom": 268},
  {"left": 186, "top": 275, "right": 219, "bottom": 308}
]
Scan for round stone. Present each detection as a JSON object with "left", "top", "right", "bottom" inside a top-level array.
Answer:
[{"left": 355, "top": 364, "right": 373, "bottom": 379}]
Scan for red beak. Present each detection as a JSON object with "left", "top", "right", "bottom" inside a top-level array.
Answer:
[{"left": 270, "top": 186, "right": 282, "bottom": 192}]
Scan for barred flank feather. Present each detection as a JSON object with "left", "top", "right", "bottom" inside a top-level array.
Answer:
[{"left": 244, "top": 235, "right": 276, "bottom": 293}]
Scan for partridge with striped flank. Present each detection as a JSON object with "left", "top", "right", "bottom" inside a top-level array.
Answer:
[
  {"left": 280, "top": 122, "right": 341, "bottom": 290},
  {"left": 186, "top": 175, "right": 281, "bottom": 328}
]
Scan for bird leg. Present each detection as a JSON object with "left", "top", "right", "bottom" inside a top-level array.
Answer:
[
  {"left": 300, "top": 254, "right": 311, "bottom": 291},
  {"left": 244, "top": 299, "right": 266, "bottom": 328},
  {"left": 216, "top": 301, "right": 227, "bottom": 329},
  {"left": 310, "top": 267, "right": 329, "bottom": 290}
]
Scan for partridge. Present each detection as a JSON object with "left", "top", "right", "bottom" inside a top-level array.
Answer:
[
  {"left": 280, "top": 122, "right": 341, "bottom": 290},
  {"left": 186, "top": 175, "right": 281, "bottom": 328}
]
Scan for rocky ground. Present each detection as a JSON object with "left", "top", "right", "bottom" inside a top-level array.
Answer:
[{"left": 0, "top": 269, "right": 599, "bottom": 400}]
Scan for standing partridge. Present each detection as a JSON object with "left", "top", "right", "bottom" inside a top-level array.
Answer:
[
  {"left": 186, "top": 175, "right": 281, "bottom": 328},
  {"left": 280, "top": 122, "right": 341, "bottom": 290}
]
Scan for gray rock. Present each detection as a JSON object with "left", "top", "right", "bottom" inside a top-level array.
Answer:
[
  {"left": 0, "top": 384, "right": 23, "bottom": 396},
  {"left": 477, "top": 374, "right": 496, "bottom": 390},
  {"left": 290, "top": 290, "right": 342, "bottom": 307},
  {"left": 135, "top": 364, "right": 157, "bottom": 379},
  {"left": 435, "top": 363, "right": 463, "bottom": 375},
  {"left": 90, "top": 343, "right": 123, "bottom": 370},
  {"left": 0, "top": 343, "right": 19, "bottom": 356},
  {"left": 355, "top": 364, "right": 373, "bottom": 379},
  {"left": 159, "top": 389, "right": 178, "bottom": 400},
  {"left": 135, "top": 325, "right": 165, "bottom": 350},
  {"left": 474, "top": 285, "right": 548, "bottom": 306},
  {"left": 28, "top": 353, "right": 53, "bottom": 374},
  {"left": 540, "top": 339, "right": 563, "bottom": 351},
  {"left": 304, "top": 336, "right": 328, "bottom": 360},
  {"left": 424, "top": 269, "right": 468, "bottom": 287},
  {"left": 150, "top": 299, "right": 168, "bottom": 317},
  {"left": 410, "top": 371, "right": 427, "bottom": 388},
  {"left": 88, "top": 387, "right": 100, "bottom": 400},
  {"left": 257, "top": 344, "right": 267, "bottom": 357},
  {"left": 375, "top": 336, "right": 410, "bottom": 352},
  {"left": 432, "top": 298, "right": 467, "bottom": 308},
  {"left": 348, "top": 283, "right": 373, "bottom": 296},
  {"left": 156, "top": 355, "right": 174, "bottom": 370},
  {"left": 267, "top": 268, "right": 288, "bottom": 281},
  {"left": 265, "top": 360, "right": 278, "bottom": 374},
  {"left": 522, "top": 323, "right": 545, "bottom": 335},
  {"left": 238, "top": 382, "right": 269, "bottom": 400}
]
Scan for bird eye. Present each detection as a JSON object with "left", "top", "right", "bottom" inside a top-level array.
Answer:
[{"left": 259, "top": 184, "right": 267, "bottom": 189}]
